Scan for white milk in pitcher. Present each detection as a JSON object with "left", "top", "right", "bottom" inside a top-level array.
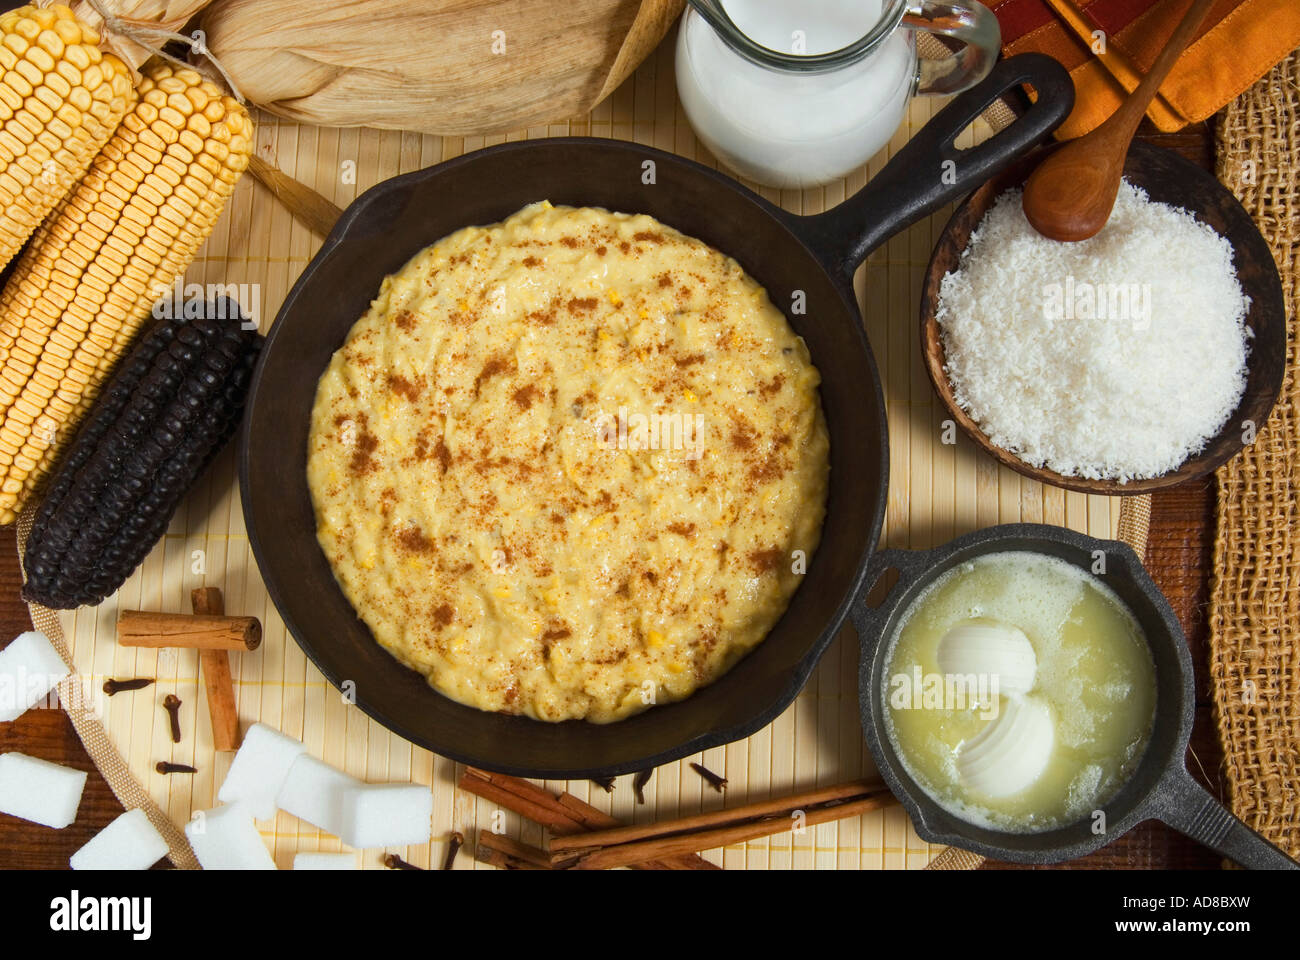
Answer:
[{"left": 676, "top": 0, "right": 916, "bottom": 188}]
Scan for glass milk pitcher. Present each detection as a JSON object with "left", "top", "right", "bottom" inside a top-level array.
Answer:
[{"left": 676, "top": 0, "right": 1001, "bottom": 188}]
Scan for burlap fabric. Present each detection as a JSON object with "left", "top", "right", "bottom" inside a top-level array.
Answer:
[{"left": 1209, "top": 49, "right": 1300, "bottom": 861}]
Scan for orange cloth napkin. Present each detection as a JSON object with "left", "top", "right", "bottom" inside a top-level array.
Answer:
[{"left": 988, "top": 0, "right": 1300, "bottom": 138}]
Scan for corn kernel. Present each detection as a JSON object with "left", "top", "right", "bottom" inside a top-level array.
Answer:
[{"left": 0, "top": 56, "right": 250, "bottom": 522}]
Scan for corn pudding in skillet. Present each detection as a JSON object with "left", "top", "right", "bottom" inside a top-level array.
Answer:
[{"left": 307, "top": 203, "right": 828, "bottom": 722}]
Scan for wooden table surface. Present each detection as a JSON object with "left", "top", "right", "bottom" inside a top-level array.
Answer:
[{"left": 0, "top": 123, "right": 1230, "bottom": 870}]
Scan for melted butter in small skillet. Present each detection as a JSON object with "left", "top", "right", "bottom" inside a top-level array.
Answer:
[{"left": 307, "top": 202, "right": 830, "bottom": 723}]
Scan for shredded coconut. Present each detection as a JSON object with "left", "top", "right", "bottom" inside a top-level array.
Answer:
[{"left": 936, "top": 181, "right": 1251, "bottom": 482}]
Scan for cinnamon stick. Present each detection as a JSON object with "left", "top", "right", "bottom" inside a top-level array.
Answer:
[
  {"left": 476, "top": 830, "right": 567, "bottom": 870},
  {"left": 476, "top": 847, "right": 547, "bottom": 870},
  {"left": 571, "top": 791, "right": 896, "bottom": 870},
  {"left": 550, "top": 779, "right": 882, "bottom": 853},
  {"left": 117, "top": 609, "right": 262, "bottom": 651},
  {"left": 464, "top": 768, "right": 576, "bottom": 820},
  {"left": 550, "top": 791, "right": 717, "bottom": 870},
  {"left": 459, "top": 768, "right": 717, "bottom": 870},
  {"left": 191, "top": 588, "right": 241, "bottom": 751},
  {"left": 553, "top": 791, "right": 627, "bottom": 829},
  {"left": 460, "top": 770, "right": 585, "bottom": 835}
]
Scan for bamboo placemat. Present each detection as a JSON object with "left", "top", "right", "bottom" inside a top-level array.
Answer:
[
  {"left": 23, "top": 34, "right": 1128, "bottom": 869},
  {"left": 1210, "top": 48, "right": 1300, "bottom": 861}
]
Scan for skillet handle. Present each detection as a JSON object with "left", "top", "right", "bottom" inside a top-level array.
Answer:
[
  {"left": 848, "top": 548, "right": 933, "bottom": 647},
  {"left": 1154, "top": 767, "right": 1299, "bottom": 870},
  {"left": 798, "top": 52, "right": 1074, "bottom": 276}
]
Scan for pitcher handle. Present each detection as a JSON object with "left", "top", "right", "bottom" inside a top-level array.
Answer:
[{"left": 903, "top": 0, "right": 1002, "bottom": 96}]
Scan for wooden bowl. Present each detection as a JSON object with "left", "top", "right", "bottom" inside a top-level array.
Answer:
[{"left": 920, "top": 140, "right": 1286, "bottom": 495}]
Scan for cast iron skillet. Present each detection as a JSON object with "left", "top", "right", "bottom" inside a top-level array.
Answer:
[
  {"left": 240, "top": 55, "right": 1073, "bottom": 778},
  {"left": 855, "top": 523, "right": 1299, "bottom": 869}
]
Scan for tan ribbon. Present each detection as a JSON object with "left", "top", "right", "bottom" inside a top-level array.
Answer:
[{"left": 16, "top": 504, "right": 200, "bottom": 869}]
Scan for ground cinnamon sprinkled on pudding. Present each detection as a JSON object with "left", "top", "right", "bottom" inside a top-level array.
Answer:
[
  {"left": 308, "top": 202, "right": 829, "bottom": 723},
  {"left": 511, "top": 384, "right": 541, "bottom": 410},
  {"left": 386, "top": 374, "right": 422, "bottom": 401}
]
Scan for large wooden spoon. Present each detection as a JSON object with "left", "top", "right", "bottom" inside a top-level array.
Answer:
[{"left": 1022, "top": 0, "right": 1217, "bottom": 241}]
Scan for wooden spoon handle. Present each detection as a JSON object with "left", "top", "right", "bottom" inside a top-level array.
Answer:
[
  {"left": 247, "top": 154, "right": 343, "bottom": 238},
  {"left": 1106, "top": 0, "right": 1217, "bottom": 137}
]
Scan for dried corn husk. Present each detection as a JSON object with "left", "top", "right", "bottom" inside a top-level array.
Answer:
[
  {"left": 45, "top": 0, "right": 213, "bottom": 71},
  {"left": 199, "top": 0, "right": 684, "bottom": 136}
]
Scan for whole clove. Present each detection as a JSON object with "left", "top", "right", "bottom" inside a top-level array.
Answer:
[
  {"left": 384, "top": 853, "right": 424, "bottom": 870},
  {"left": 590, "top": 776, "right": 615, "bottom": 793},
  {"left": 690, "top": 762, "right": 728, "bottom": 793},
  {"left": 103, "top": 677, "right": 154, "bottom": 696},
  {"left": 633, "top": 768, "right": 653, "bottom": 804},
  {"left": 162, "top": 694, "right": 182, "bottom": 743},
  {"left": 156, "top": 761, "right": 197, "bottom": 775},
  {"left": 441, "top": 830, "right": 464, "bottom": 870}
]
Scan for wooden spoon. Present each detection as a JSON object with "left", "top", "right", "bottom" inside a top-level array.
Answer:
[{"left": 1021, "top": 0, "right": 1217, "bottom": 241}]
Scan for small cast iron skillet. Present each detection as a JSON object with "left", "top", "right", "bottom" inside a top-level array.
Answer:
[
  {"left": 855, "top": 523, "right": 1299, "bottom": 869},
  {"left": 919, "top": 142, "right": 1287, "bottom": 496},
  {"left": 240, "top": 55, "right": 1072, "bottom": 778}
]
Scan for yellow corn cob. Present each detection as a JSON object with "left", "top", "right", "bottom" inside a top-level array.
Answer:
[
  {"left": 0, "top": 58, "right": 252, "bottom": 524},
  {"left": 0, "top": 4, "right": 135, "bottom": 272}
]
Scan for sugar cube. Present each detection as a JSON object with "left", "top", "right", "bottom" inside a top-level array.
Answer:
[
  {"left": 276, "top": 755, "right": 359, "bottom": 837},
  {"left": 0, "top": 631, "right": 70, "bottom": 722},
  {"left": 0, "top": 752, "right": 87, "bottom": 828},
  {"left": 217, "top": 722, "right": 307, "bottom": 820},
  {"left": 184, "top": 804, "right": 276, "bottom": 870},
  {"left": 70, "top": 808, "right": 169, "bottom": 870},
  {"left": 340, "top": 783, "right": 433, "bottom": 849},
  {"left": 293, "top": 852, "right": 359, "bottom": 870}
]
